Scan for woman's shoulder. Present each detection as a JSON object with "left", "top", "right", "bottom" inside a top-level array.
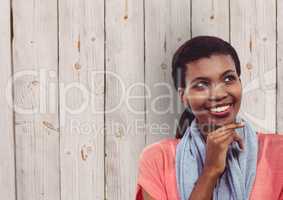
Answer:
[
  {"left": 138, "top": 138, "right": 180, "bottom": 166},
  {"left": 256, "top": 133, "right": 283, "bottom": 155},
  {"left": 136, "top": 138, "right": 181, "bottom": 200},
  {"left": 140, "top": 137, "right": 179, "bottom": 153},
  {"left": 257, "top": 132, "right": 283, "bottom": 144},
  {"left": 251, "top": 133, "right": 283, "bottom": 199},
  {"left": 256, "top": 133, "right": 283, "bottom": 166}
]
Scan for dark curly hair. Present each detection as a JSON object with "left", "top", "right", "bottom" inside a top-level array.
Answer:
[{"left": 171, "top": 36, "right": 241, "bottom": 139}]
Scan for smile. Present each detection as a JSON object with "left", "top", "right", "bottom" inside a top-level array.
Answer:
[{"left": 208, "top": 104, "right": 233, "bottom": 116}]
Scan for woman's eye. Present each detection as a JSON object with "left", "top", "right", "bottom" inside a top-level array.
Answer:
[
  {"left": 224, "top": 75, "right": 236, "bottom": 83},
  {"left": 193, "top": 81, "right": 209, "bottom": 89}
]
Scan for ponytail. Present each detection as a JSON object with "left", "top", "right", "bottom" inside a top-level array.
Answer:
[{"left": 175, "top": 109, "right": 195, "bottom": 139}]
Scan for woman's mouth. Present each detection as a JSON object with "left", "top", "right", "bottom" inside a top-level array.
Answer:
[{"left": 208, "top": 104, "right": 233, "bottom": 117}]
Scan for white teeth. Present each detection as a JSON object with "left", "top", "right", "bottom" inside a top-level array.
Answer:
[{"left": 210, "top": 104, "right": 231, "bottom": 113}]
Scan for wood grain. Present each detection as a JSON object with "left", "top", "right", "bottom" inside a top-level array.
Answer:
[
  {"left": 145, "top": 0, "right": 191, "bottom": 144},
  {"left": 105, "top": 0, "right": 145, "bottom": 199},
  {"left": 1, "top": 0, "right": 282, "bottom": 199},
  {"left": 0, "top": 0, "right": 16, "bottom": 199},
  {"left": 58, "top": 0, "right": 105, "bottom": 199},
  {"left": 277, "top": 0, "right": 283, "bottom": 134},
  {"left": 12, "top": 0, "right": 60, "bottom": 199},
  {"left": 192, "top": 0, "right": 229, "bottom": 40},
  {"left": 230, "top": 0, "right": 277, "bottom": 133}
]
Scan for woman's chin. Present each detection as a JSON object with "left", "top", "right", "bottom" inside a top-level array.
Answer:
[
  {"left": 196, "top": 110, "right": 239, "bottom": 132},
  {"left": 208, "top": 113, "right": 237, "bottom": 127}
]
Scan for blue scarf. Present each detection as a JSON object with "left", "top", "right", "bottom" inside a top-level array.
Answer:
[{"left": 175, "top": 116, "right": 258, "bottom": 200}]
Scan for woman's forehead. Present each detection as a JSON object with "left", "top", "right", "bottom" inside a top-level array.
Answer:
[{"left": 185, "top": 54, "right": 236, "bottom": 80}]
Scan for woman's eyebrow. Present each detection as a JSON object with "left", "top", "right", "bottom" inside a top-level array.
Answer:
[
  {"left": 220, "top": 69, "right": 236, "bottom": 77},
  {"left": 190, "top": 69, "right": 236, "bottom": 84},
  {"left": 190, "top": 77, "right": 210, "bottom": 84}
]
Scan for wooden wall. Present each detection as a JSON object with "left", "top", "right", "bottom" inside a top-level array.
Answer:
[{"left": 0, "top": 0, "right": 282, "bottom": 199}]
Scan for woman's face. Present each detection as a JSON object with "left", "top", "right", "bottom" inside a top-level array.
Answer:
[{"left": 182, "top": 54, "right": 242, "bottom": 129}]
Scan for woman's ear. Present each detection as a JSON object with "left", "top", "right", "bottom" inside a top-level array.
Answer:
[
  {"left": 178, "top": 87, "right": 189, "bottom": 107},
  {"left": 178, "top": 87, "right": 184, "bottom": 102}
]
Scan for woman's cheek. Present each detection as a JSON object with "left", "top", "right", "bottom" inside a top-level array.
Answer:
[
  {"left": 188, "top": 91, "right": 209, "bottom": 112},
  {"left": 229, "top": 83, "right": 242, "bottom": 101}
]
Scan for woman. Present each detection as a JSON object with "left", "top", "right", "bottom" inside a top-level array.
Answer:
[{"left": 135, "top": 36, "right": 283, "bottom": 200}]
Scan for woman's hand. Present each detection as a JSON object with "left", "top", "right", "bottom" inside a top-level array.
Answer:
[
  {"left": 188, "top": 123, "right": 244, "bottom": 200},
  {"left": 203, "top": 122, "right": 245, "bottom": 177}
]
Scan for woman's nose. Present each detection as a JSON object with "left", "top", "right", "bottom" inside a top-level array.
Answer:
[{"left": 209, "top": 83, "right": 228, "bottom": 101}]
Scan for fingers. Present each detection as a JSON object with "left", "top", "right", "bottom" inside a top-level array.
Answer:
[
  {"left": 209, "top": 128, "right": 244, "bottom": 150},
  {"left": 225, "top": 132, "right": 244, "bottom": 150},
  {"left": 216, "top": 131, "right": 244, "bottom": 150},
  {"left": 208, "top": 122, "right": 245, "bottom": 139},
  {"left": 206, "top": 122, "right": 245, "bottom": 152},
  {"left": 221, "top": 123, "right": 245, "bottom": 150},
  {"left": 209, "top": 129, "right": 232, "bottom": 140},
  {"left": 218, "top": 122, "right": 245, "bottom": 133},
  {"left": 232, "top": 133, "right": 244, "bottom": 150},
  {"left": 213, "top": 131, "right": 234, "bottom": 143}
]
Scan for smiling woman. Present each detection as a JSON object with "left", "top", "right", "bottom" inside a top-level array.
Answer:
[
  {"left": 135, "top": 36, "right": 283, "bottom": 200},
  {"left": 181, "top": 54, "right": 242, "bottom": 135}
]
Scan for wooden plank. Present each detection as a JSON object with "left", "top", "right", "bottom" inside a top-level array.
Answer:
[
  {"left": 12, "top": 0, "right": 60, "bottom": 199},
  {"left": 230, "top": 0, "right": 277, "bottom": 133},
  {"left": 58, "top": 0, "right": 105, "bottom": 199},
  {"left": 192, "top": 0, "right": 229, "bottom": 40},
  {"left": 105, "top": 0, "right": 145, "bottom": 199},
  {"left": 277, "top": 0, "right": 283, "bottom": 134},
  {"left": 145, "top": 0, "right": 191, "bottom": 144},
  {"left": 0, "top": 0, "right": 16, "bottom": 199}
]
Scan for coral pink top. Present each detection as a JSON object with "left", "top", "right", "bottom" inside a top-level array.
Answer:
[{"left": 135, "top": 133, "right": 283, "bottom": 200}]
